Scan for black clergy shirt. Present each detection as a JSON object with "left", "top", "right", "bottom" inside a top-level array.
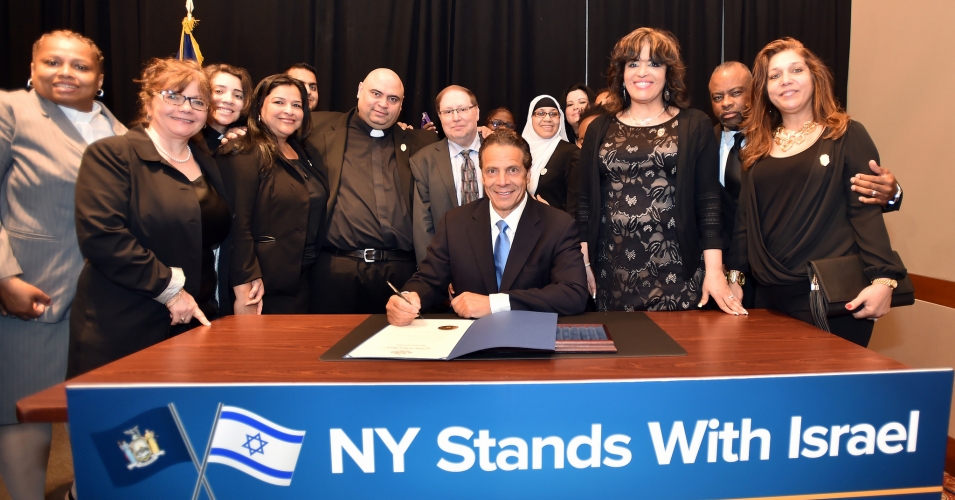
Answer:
[{"left": 324, "top": 113, "right": 414, "bottom": 251}]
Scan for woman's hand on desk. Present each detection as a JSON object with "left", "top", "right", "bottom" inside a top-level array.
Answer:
[
  {"left": 846, "top": 283, "right": 893, "bottom": 319},
  {"left": 232, "top": 279, "right": 264, "bottom": 315},
  {"left": 167, "top": 290, "right": 211, "bottom": 326}
]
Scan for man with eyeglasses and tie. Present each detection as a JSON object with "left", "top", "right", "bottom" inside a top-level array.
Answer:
[
  {"left": 410, "top": 85, "right": 485, "bottom": 263},
  {"left": 307, "top": 68, "right": 438, "bottom": 314},
  {"left": 386, "top": 130, "right": 588, "bottom": 325}
]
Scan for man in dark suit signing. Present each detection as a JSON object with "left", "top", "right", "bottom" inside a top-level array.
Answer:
[
  {"left": 410, "top": 85, "right": 483, "bottom": 263},
  {"left": 308, "top": 68, "right": 439, "bottom": 313},
  {"left": 386, "top": 130, "right": 588, "bottom": 325}
]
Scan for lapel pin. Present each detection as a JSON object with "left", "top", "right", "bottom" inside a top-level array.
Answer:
[
  {"left": 819, "top": 154, "right": 830, "bottom": 166},
  {"left": 541, "top": 168, "right": 548, "bottom": 175},
  {"left": 400, "top": 144, "right": 407, "bottom": 152}
]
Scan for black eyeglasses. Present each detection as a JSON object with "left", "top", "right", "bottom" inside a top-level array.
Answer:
[
  {"left": 489, "top": 119, "right": 516, "bottom": 130},
  {"left": 157, "top": 90, "right": 208, "bottom": 112}
]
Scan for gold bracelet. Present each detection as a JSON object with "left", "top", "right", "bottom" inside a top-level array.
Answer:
[
  {"left": 165, "top": 289, "right": 184, "bottom": 307},
  {"left": 871, "top": 278, "right": 898, "bottom": 289}
]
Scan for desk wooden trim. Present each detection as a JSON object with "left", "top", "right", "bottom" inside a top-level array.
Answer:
[{"left": 17, "top": 310, "right": 907, "bottom": 423}]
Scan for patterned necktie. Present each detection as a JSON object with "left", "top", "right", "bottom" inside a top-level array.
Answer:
[
  {"left": 494, "top": 220, "right": 510, "bottom": 288},
  {"left": 460, "top": 149, "right": 479, "bottom": 204}
]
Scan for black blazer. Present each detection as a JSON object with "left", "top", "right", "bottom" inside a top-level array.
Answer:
[
  {"left": 578, "top": 108, "right": 722, "bottom": 279},
  {"left": 404, "top": 197, "right": 588, "bottom": 315},
  {"left": 306, "top": 109, "right": 440, "bottom": 230},
  {"left": 69, "top": 125, "right": 231, "bottom": 377},
  {"left": 534, "top": 140, "right": 580, "bottom": 217},
  {"left": 218, "top": 138, "right": 326, "bottom": 296}
]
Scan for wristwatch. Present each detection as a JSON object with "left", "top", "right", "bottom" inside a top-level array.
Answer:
[
  {"left": 725, "top": 270, "right": 746, "bottom": 286},
  {"left": 872, "top": 278, "right": 898, "bottom": 289}
]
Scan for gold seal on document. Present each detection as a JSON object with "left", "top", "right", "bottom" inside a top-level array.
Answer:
[{"left": 438, "top": 325, "right": 459, "bottom": 330}]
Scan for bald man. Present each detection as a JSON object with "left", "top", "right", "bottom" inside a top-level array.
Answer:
[{"left": 307, "top": 68, "right": 439, "bottom": 313}]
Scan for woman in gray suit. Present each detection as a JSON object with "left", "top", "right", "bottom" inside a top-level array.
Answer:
[{"left": 0, "top": 30, "right": 125, "bottom": 499}]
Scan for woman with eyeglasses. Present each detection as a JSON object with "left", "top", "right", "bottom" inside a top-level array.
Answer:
[
  {"left": 577, "top": 28, "right": 745, "bottom": 315},
  {"left": 219, "top": 74, "right": 327, "bottom": 314},
  {"left": 200, "top": 63, "right": 253, "bottom": 155},
  {"left": 485, "top": 107, "right": 517, "bottom": 133},
  {"left": 69, "top": 58, "right": 260, "bottom": 377},
  {"left": 521, "top": 95, "right": 579, "bottom": 215}
]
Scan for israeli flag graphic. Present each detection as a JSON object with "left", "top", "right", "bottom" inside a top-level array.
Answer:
[{"left": 206, "top": 406, "right": 305, "bottom": 486}]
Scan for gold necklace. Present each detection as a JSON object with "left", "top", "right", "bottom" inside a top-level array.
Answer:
[{"left": 773, "top": 121, "right": 818, "bottom": 152}]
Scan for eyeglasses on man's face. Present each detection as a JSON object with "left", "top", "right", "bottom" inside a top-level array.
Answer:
[
  {"left": 489, "top": 119, "right": 516, "bottom": 130},
  {"left": 158, "top": 90, "right": 208, "bottom": 112},
  {"left": 533, "top": 110, "right": 560, "bottom": 119},
  {"left": 437, "top": 105, "right": 476, "bottom": 117}
]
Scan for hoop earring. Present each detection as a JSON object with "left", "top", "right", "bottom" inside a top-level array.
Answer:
[
  {"left": 26, "top": 78, "right": 33, "bottom": 89},
  {"left": 96, "top": 89, "right": 105, "bottom": 98}
]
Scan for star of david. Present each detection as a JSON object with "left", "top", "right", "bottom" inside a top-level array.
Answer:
[{"left": 242, "top": 433, "right": 268, "bottom": 456}]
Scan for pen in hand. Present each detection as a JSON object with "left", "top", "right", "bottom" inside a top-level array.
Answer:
[{"left": 387, "top": 281, "right": 422, "bottom": 319}]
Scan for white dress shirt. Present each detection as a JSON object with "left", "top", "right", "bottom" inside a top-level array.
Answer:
[
  {"left": 718, "top": 129, "right": 742, "bottom": 187},
  {"left": 486, "top": 193, "right": 528, "bottom": 313},
  {"left": 59, "top": 102, "right": 115, "bottom": 145},
  {"left": 447, "top": 134, "right": 484, "bottom": 205}
]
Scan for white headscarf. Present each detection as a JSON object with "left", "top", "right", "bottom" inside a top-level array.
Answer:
[{"left": 522, "top": 95, "right": 569, "bottom": 197}]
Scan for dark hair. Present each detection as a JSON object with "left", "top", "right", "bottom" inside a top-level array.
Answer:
[
  {"left": 204, "top": 63, "right": 254, "bottom": 117},
  {"left": 285, "top": 62, "right": 318, "bottom": 81},
  {"left": 32, "top": 30, "right": 104, "bottom": 73},
  {"left": 234, "top": 74, "right": 311, "bottom": 169},
  {"left": 578, "top": 104, "right": 609, "bottom": 124},
  {"left": 134, "top": 58, "right": 211, "bottom": 126},
  {"left": 479, "top": 129, "right": 531, "bottom": 173},
  {"left": 710, "top": 60, "right": 752, "bottom": 80},
  {"left": 434, "top": 85, "right": 478, "bottom": 111},
  {"left": 740, "top": 38, "right": 848, "bottom": 170},
  {"left": 561, "top": 83, "right": 595, "bottom": 109},
  {"left": 605, "top": 27, "right": 688, "bottom": 114},
  {"left": 485, "top": 107, "right": 515, "bottom": 127}
]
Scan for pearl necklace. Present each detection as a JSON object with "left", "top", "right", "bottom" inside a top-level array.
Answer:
[
  {"left": 627, "top": 106, "right": 667, "bottom": 126},
  {"left": 145, "top": 131, "right": 192, "bottom": 163},
  {"left": 773, "top": 121, "right": 818, "bottom": 152}
]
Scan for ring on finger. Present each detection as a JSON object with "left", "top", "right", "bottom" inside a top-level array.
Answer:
[
  {"left": 728, "top": 295, "right": 735, "bottom": 299},
  {"left": 871, "top": 189, "right": 877, "bottom": 197},
  {"left": 180, "top": 316, "right": 186, "bottom": 322}
]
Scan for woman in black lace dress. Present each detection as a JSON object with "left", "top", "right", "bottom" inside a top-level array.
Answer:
[{"left": 577, "top": 27, "right": 745, "bottom": 315}]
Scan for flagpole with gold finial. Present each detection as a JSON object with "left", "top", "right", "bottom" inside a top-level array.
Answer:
[{"left": 178, "top": 0, "right": 204, "bottom": 65}]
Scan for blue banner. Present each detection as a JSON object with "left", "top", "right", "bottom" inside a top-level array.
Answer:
[{"left": 68, "top": 369, "right": 953, "bottom": 499}]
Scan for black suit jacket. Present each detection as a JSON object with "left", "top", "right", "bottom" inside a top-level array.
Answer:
[
  {"left": 218, "top": 138, "right": 326, "bottom": 297},
  {"left": 404, "top": 197, "right": 588, "bottom": 315},
  {"left": 69, "top": 125, "right": 231, "bottom": 377},
  {"left": 306, "top": 109, "right": 440, "bottom": 232},
  {"left": 534, "top": 140, "right": 580, "bottom": 217}
]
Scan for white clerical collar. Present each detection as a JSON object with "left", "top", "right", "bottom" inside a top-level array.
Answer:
[
  {"left": 59, "top": 101, "right": 103, "bottom": 124},
  {"left": 370, "top": 129, "right": 385, "bottom": 138}
]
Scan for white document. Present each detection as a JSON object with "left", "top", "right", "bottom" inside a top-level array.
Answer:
[{"left": 345, "top": 319, "right": 474, "bottom": 360}]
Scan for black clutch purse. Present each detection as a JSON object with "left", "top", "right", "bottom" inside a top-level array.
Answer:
[{"left": 807, "top": 251, "right": 915, "bottom": 332}]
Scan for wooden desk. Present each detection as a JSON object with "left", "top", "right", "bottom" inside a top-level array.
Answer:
[{"left": 17, "top": 310, "right": 906, "bottom": 423}]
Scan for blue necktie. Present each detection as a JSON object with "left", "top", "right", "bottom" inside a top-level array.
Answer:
[{"left": 494, "top": 220, "right": 510, "bottom": 288}]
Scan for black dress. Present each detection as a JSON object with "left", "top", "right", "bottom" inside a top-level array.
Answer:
[
  {"left": 728, "top": 121, "right": 906, "bottom": 347},
  {"left": 594, "top": 116, "right": 704, "bottom": 311}
]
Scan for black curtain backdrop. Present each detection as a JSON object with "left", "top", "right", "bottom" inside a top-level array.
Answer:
[{"left": 0, "top": 0, "right": 851, "bottom": 129}]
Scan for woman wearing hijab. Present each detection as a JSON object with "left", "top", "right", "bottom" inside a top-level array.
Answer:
[{"left": 521, "top": 95, "right": 579, "bottom": 215}]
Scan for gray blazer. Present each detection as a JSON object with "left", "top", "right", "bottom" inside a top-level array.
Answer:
[
  {"left": 0, "top": 89, "right": 126, "bottom": 323},
  {"left": 410, "top": 139, "right": 466, "bottom": 263}
]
